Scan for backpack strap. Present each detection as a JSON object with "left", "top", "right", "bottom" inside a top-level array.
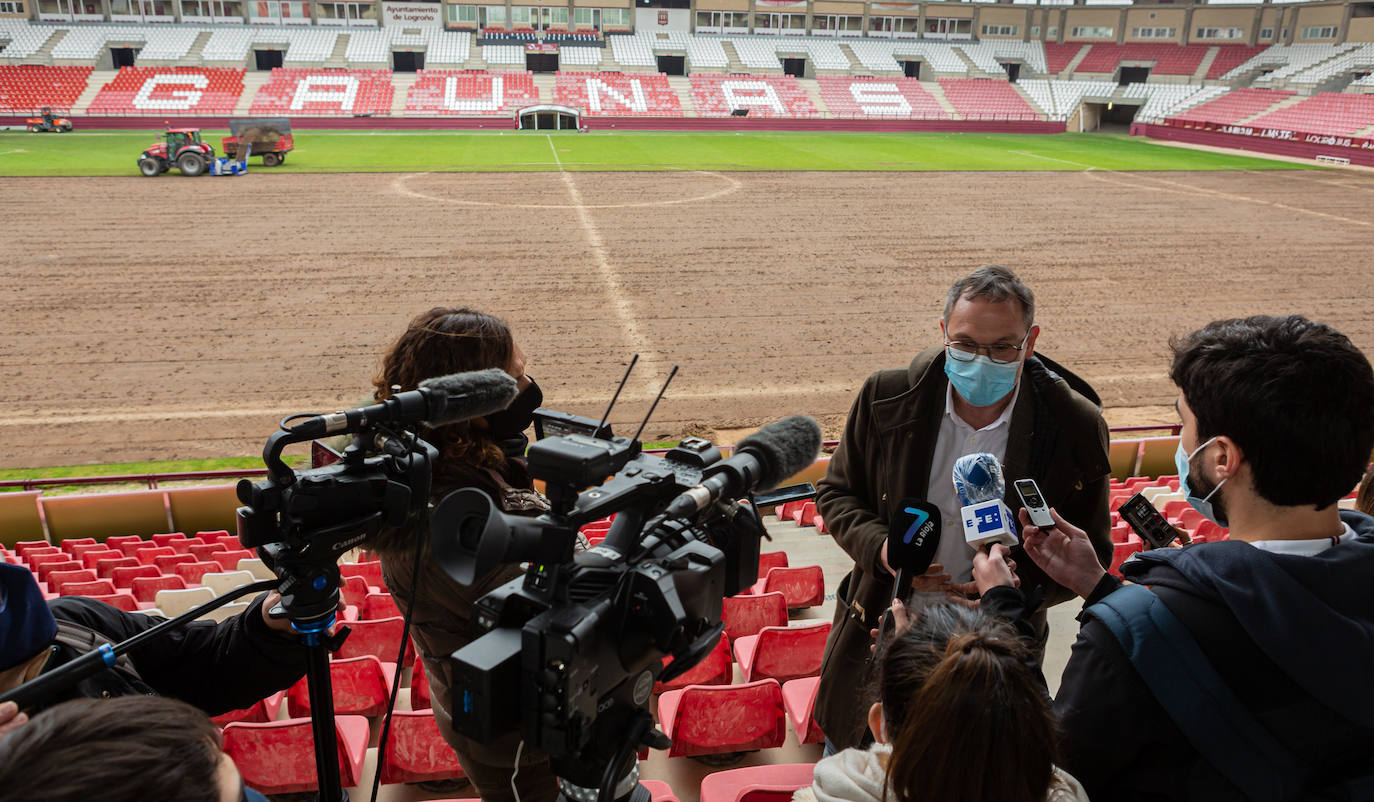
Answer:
[
  {"left": 52, "top": 619, "right": 142, "bottom": 684},
  {"left": 1086, "top": 583, "right": 1302, "bottom": 802}
]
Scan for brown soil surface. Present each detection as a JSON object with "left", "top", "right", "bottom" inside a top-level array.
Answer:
[{"left": 3, "top": 169, "right": 1372, "bottom": 468}]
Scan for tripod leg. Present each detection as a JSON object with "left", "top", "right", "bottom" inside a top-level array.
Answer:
[{"left": 303, "top": 635, "right": 347, "bottom": 802}]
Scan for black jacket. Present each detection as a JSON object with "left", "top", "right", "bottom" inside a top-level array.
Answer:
[
  {"left": 1055, "top": 510, "right": 1374, "bottom": 801},
  {"left": 38, "top": 594, "right": 308, "bottom": 716}
]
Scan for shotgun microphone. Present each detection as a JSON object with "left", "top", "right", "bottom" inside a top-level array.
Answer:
[{"left": 286, "top": 368, "right": 518, "bottom": 438}]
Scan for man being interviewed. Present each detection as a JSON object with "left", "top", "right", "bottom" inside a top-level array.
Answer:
[{"left": 814, "top": 265, "right": 1111, "bottom": 750}]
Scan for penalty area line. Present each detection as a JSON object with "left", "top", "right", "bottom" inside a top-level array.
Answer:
[{"left": 1007, "top": 150, "right": 1099, "bottom": 171}]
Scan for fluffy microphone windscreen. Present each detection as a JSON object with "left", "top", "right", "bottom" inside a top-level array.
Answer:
[
  {"left": 736, "top": 415, "right": 823, "bottom": 489},
  {"left": 421, "top": 368, "right": 519, "bottom": 425}
]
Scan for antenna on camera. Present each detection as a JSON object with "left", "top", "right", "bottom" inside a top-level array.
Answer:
[
  {"left": 633, "top": 365, "right": 679, "bottom": 443},
  {"left": 595, "top": 354, "right": 638, "bottom": 438}
]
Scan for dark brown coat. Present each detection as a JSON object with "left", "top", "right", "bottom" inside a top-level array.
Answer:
[{"left": 814, "top": 347, "right": 1112, "bottom": 748}]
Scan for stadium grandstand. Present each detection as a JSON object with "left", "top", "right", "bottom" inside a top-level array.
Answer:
[{"left": 1, "top": 0, "right": 1373, "bottom": 160}]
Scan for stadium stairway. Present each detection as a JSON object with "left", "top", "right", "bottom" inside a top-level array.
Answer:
[
  {"left": 1192, "top": 47, "right": 1221, "bottom": 83},
  {"left": 800, "top": 79, "right": 830, "bottom": 118},
  {"left": 721, "top": 40, "right": 748, "bottom": 74},
  {"left": 925, "top": 80, "right": 960, "bottom": 118},
  {"left": 390, "top": 73, "right": 419, "bottom": 116},
  {"left": 71, "top": 71, "right": 112, "bottom": 114},
  {"left": 954, "top": 48, "right": 999, "bottom": 81},
  {"left": 325, "top": 33, "right": 351, "bottom": 69},
  {"left": 185, "top": 31, "right": 213, "bottom": 65},
  {"left": 837, "top": 43, "right": 865, "bottom": 75},
  {"left": 1061, "top": 44, "right": 1091, "bottom": 79},
  {"left": 1359, "top": 121, "right": 1374, "bottom": 137},
  {"left": 233, "top": 71, "right": 270, "bottom": 116},
  {"left": 1238, "top": 93, "right": 1305, "bottom": 124},
  {"left": 668, "top": 75, "right": 697, "bottom": 117},
  {"left": 1011, "top": 81, "right": 1049, "bottom": 120},
  {"left": 533, "top": 72, "right": 556, "bottom": 104},
  {"left": 30, "top": 28, "right": 69, "bottom": 66}
]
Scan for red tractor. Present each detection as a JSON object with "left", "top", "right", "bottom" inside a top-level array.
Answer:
[{"left": 137, "top": 128, "right": 216, "bottom": 177}]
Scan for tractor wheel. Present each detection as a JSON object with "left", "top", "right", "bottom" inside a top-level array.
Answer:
[
  {"left": 138, "top": 157, "right": 162, "bottom": 177},
  {"left": 59, "top": 125, "right": 71, "bottom": 132},
  {"left": 276, "top": 152, "right": 286, "bottom": 164},
  {"left": 177, "top": 152, "right": 206, "bottom": 177},
  {"left": 262, "top": 152, "right": 281, "bottom": 167}
]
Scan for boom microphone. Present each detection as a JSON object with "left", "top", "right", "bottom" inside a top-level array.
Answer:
[
  {"left": 952, "top": 452, "right": 1018, "bottom": 549},
  {"left": 665, "top": 415, "right": 822, "bottom": 519},
  {"left": 886, "top": 498, "right": 941, "bottom": 602},
  {"left": 287, "top": 368, "right": 518, "bottom": 438}
]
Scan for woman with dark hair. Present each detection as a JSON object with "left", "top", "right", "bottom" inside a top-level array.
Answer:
[
  {"left": 1357, "top": 464, "right": 1374, "bottom": 517},
  {"left": 365, "top": 307, "right": 557, "bottom": 802},
  {"left": 796, "top": 548, "right": 1088, "bottom": 802}
]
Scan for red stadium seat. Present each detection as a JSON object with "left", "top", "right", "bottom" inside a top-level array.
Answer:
[
  {"left": 34, "top": 558, "right": 81, "bottom": 582},
  {"left": 340, "top": 561, "right": 384, "bottom": 592},
  {"left": 378, "top": 709, "right": 466, "bottom": 785},
  {"left": 79, "top": 549, "right": 122, "bottom": 571},
  {"left": 174, "top": 560, "right": 219, "bottom": 586},
  {"left": 212, "top": 549, "right": 253, "bottom": 571},
  {"left": 362, "top": 592, "right": 402, "bottom": 621},
  {"left": 134, "top": 545, "right": 175, "bottom": 566},
  {"left": 45, "top": 569, "right": 97, "bottom": 592},
  {"left": 733, "top": 621, "right": 830, "bottom": 684},
  {"left": 105, "top": 535, "right": 145, "bottom": 553},
  {"left": 154, "top": 553, "right": 196, "bottom": 573},
  {"left": 131, "top": 574, "right": 187, "bottom": 604},
  {"left": 212, "top": 690, "right": 285, "bottom": 726},
  {"left": 86, "top": 592, "right": 141, "bottom": 612},
  {"left": 750, "top": 566, "right": 824, "bottom": 610},
  {"left": 151, "top": 533, "right": 188, "bottom": 547},
  {"left": 335, "top": 616, "right": 414, "bottom": 666},
  {"left": 340, "top": 575, "right": 370, "bottom": 608},
  {"left": 286, "top": 655, "right": 396, "bottom": 718},
  {"left": 411, "top": 658, "right": 432, "bottom": 710},
  {"left": 1110, "top": 536, "right": 1144, "bottom": 576},
  {"left": 168, "top": 536, "right": 207, "bottom": 555},
  {"left": 61, "top": 540, "right": 102, "bottom": 558},
  {"left": 222, "top": 715, "right": 370, "bottom": 795},
  {"left": 188, "top": 543, "right": 228, "bottom": 560},
  {"left": 111, "top": 564, "right": 162, "bottom": 589},
  {"left": 14, "top": 541, "right": 56, "bottom": 559},
  {"left": 721, "top": 592, "right": 788, "bottom": 641},
  {"left": 654, "top": 634, "right": 733, "bottom": 694},
  {"left": 781, "top": 677, "right": 824, "bottom": 744},
  {"left": 94, "top": 555, "right": 141, "bottom": 579},
  {"left": 57, "top": 579, "right": 117, "bottom": 597},
  {"left": 758, "top": 551, "right": 788, "bottom": 575},
  {"left": 699, "top": 763, "right": 817, "bottom": 802},
  {"left": 790, "top": 502, "right": 818, "bottom": 527},
  {"left": 657, "top": 679, "right": 786, "bottom": 758}
]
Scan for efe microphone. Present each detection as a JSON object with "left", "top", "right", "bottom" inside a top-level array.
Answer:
[
  {"left": 287, "top": 368, "right": 518, "bottom": 438},
  {"left": 952, "top": 452, "right": 1019, "bottom": 549}
]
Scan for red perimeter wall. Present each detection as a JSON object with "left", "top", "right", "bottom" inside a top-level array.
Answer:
[
  {"left": 1132, "top": 121, "right": 1374, "bottom": 167},
  {"left": 1, "top": 114, "right": 1065, "bottom": 134}
]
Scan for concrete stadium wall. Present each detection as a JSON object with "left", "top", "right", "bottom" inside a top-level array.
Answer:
[
  {"left": 1, "top": 114, "right": 1065, "bottom": 133},
  {"left": 1132, "top": 121, "right": 1374, "bottom": 166}
]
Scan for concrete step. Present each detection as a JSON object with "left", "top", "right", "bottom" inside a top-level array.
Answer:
[
  {"left": 532, "top": 72, "right": 556, "bottom": 105},
  {"left": 1192, "top": 46, "right": 1220, "bottom": 83},
  {"left": 1061, "top": 43, "right": 1091, "bottom": 80},
  {"left": 31, "top": 28, "right": 68, "bottom": 64},
  {"left": 390, "top": 73, "right": 418, "bottom": 115},
  {"left": 837, "top": 42, "right": 866, "bottom": 74},
  {"left": 924, "top": 79, "right": 960, "bottom": 118},
  {"left": 1010, "top": 80, "right": 1049, "bottom": 120},
  {"left": 71, "top": 70, "right": 115, "bottom": 114},
  {"left": 186, "top": 30, "right": 213, "bottom": 65},
  {"left": 1238, "top": 92, "right": 1304, "bottom": 125},
  {"left": 798, "top": 77, "right": 830, "bottom": 117},
  {"left": 1358, "top": 123, "right": 1374, "bottom": 137},
  {"left": 667, "top": 74, "right": 697, "bottom": 117},
  {"left": 953, "top": 47, "right": 998, "bottom": 79},
  {"left": 720, "top": 40, "right": 747, "bottom": 74},
  {"left": 324, "top": 32, "right": 350, "bottom": 67},
  {"left": 234, "top": 70, "right": 271, "bottom": 116}
]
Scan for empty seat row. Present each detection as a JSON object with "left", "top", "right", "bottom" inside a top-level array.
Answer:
[
  {"left": 0, "top": 64, "right": 92, "bottom": 113},
  {"left": 937, "top": 77, "right": 1039, "bottom": 121}
]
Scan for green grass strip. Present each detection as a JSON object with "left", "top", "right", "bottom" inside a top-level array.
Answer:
[{"left": 0, "top": 131, "right": 1314, "bottom": 176}]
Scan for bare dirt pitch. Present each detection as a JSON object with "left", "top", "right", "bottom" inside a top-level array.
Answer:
[{"left": 2, "top": 168, "right": 1372, "bottom": 468}]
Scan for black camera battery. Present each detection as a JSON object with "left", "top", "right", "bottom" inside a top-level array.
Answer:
[{"left": 449, "top": 627, "right": 523, "bottom": 743}]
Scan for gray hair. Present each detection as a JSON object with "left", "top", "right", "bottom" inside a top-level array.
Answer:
[{"left": 943, "top": 265, "right": 1035, "bottom": 330}]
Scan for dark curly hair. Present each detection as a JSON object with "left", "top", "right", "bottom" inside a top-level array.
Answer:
[{"left": 373, "top": 306, "right": 515, "bottom": 478}]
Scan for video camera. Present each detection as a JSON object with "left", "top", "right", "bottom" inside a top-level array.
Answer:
[{"left": 432, "top": 411, "right": 821, "bottom": 802}]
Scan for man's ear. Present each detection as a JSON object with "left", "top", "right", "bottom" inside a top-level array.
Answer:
[
  {"left": 1213, "top": 435, "right": 1244, "bottom": 481},
  {"left": 1023, "top": 324, "right": 1041, "bottom": 361},
  {"left": 867, "top": 702, "right": 886, "bottom": 744}
]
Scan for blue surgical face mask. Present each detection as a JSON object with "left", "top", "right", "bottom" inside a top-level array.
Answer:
[
  {"left": 944, "top": 353, "right": 1020, "bottom": 407},
  {"left": 1175, "top": 436, "right": 1229, "bottom": 526}
]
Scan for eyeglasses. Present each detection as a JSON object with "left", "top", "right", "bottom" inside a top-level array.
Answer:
[{"left": 945, "top": 334, "right": 1028, "bottom": 365}]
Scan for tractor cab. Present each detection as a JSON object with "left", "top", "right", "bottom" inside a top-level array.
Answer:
[{"left": 138, "top": 127, "right": 216, "bottom": 177}]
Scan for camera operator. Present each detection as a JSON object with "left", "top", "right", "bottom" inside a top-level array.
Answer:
[
  {"left": 362, "top": 307, "right": 557, "bottom": 802},
  {"left": 0, "top": 561, "right": 307, "bottom": 737},
  {"left": 0, "top": 695, "right": 269, "bottom": 802},
  {"left": 1003, "top": 315, "right": 1374, "bottom": 800}
]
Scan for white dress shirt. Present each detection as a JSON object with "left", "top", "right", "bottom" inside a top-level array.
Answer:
[{"left": 922, "top": 382, "right": 1020, "bottom": 584}]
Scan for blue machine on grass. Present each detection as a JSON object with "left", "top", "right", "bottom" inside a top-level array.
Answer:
[{"left": 209, "top": 143, "right": 251, "bottom": 176}]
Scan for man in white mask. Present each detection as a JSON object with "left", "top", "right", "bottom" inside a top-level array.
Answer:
[
  {"left": 1017, "top": 314, "right": 1374, "bottom": 801},
  {"left": 813, "top": 265, "right": 1112, "bottom": 752}
]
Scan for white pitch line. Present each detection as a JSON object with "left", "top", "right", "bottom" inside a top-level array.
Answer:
[
  {"left": 1008, "top": 150, "right": 1098, "bottom": 171},
  {"left": 546, "top": 134, "right": 663, "bottom": 385}
]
